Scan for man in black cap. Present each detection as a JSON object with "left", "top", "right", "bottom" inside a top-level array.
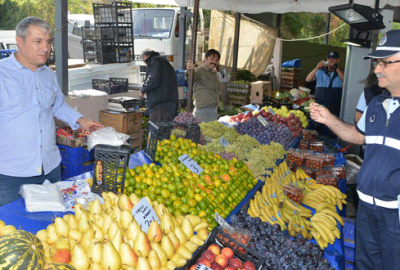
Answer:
[
  {"left": 306, "top": 51, "right": 344, "bottom": 138},
  {"left": 309, "top": 30, "right": 400, "bottom": 270}
]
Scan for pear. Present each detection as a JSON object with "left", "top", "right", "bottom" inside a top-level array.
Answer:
[
  {"left": 81, "top": 229, "right": 94, "bottom": 251},
  {"left": 107, "top": 192, "right": 119, "bottom": 205},
  {"left": 137, "top": 256, "right": 152, "bottom": 270},
  {"left": 120, "top": 242, "right": 138, "bottom": 268},
  {"left": 88, "top": 213, "right": 96, "bottom": 225},
  {"left": 0, "top": 220, "right": 4, "bottom": 229},
  {"left": 153, "top": 200, "right": 159, "bottom": 209},
  {"left": 102, "top": 215, "right": 113, "bottom": 235},
  {"left": 103, "top": 200, "right": 113, "bottom": 214},
  {"left": 193, "top": 221, "right": 208, "bottom": 232},
  {"left": 129, "top": 193, "right": 140, "bottom": 206},
  {"left": 156, "top": 204, "right": 168, "bottom": 220},
  {"left": 172, "top": 216, "right": 179, "bottom": 227},
  {"left": 170, "top": 253, "right": 187, "bottom": 267},
  {"left": 118, "top": 194, "right": 134, "bottom": 211},
  {"left": 74, "top": 203, "right": 87, "bottom": 220},
  {"left": 126, "top": 266, "right": 137, "bottom": 270},
  {"left": 186, "top": 215, "right": 202, "bottom": 227},
  {"left": 125, "top": 220, "right": 141, "bottom": 242},
  {"left": 144, "top": 196, "right": 153, "bottom": 207},
  {"left": 87, "top": 240, "right": 102, "bottom": 264},
  {"left": 93, "top": 224, "right": 104, "bottom": 242},
  {"left": 101, "top": 240, "right": 122, "bottom": 270},
  {"left": 151, "top": 242, "right": 168, "bottom": 266},
  {"left": 166, "top": 260, "right": 177, "bottom": 270},
  {"left": 175, "top": 215, "right": 184, "bottom": 226},
  {"left": 67, "top": 215, "right": 79, "bottom": 230},
  {"left": 54, "top": 217, "right": 70, "bottom": 238},
  {"left": 78, "top": 217, "right": 91, "bottom": 233},
  {"left": 197, "top": 228, "right": 210, "bottom": 241},
  {"left": 91, "top": 199, "right": 103, "bottom": 215},
  {"left": 54, "top": 237, "right": 71, "bottom": 250},
  {"left": 175, "top": 245, "right": 192, "bottom": 260},
  {"left": 190, "top": 235, "right": 205, "bottom": 246},
  {"left": 36, "top": 229, "right": 47, "bottom": 244},
  {"left": 148, "top": 249, "right": 161, "bottom": 270},
  {"left": 167, "top": 231, "right": 180, "bottom": 250},
  {"left": 160, "top": 213, "right": 175, "bottom": 235},
  {"left": 63, "top": 214, "right": 71, "bottom": 222},
  {"left": 107, "top": 221, "right": 120, "bottom": 240},
  {"left": 69, "top": 229, "right": 83, "bottom": 243},
  {"left": 147, "top": 220, "right": 162, "bottom": 243},
  {"left": 69, "top": 239, "right": 78, "bottom": 252},
  {"left": 120, "top": 209, "right": 134, "bottom": 230},
  {"left": 46, "top": 224, "right": 59, "bottom": 245},
  {"left": 111, "top": 206, "right": 122, "bottom": 222},
  {"left": 133, "top": 231, "right": 151, "bottom": 257},
  {"left": 181, "top": 217, "right": 194, "bottom": 239},
  {"left": 111, "top": 228, "right": 123, "bottom": 252},
  {"left": 70, "top": 244, "right": 90, "bottom": 270},
  {"left": 184, "top": 241, "right": 198, "bottom": 253},
  {"left": 173, "top": 226, "right": 187, "bottom": 246},
  {"left": 160, "top": 266, "right": 169, "bottom": 270},
  {"left": 93, "top": 215, "right": 104, "bottom": 228},
  {"left": 88, "top": 262, "right": 103, "bottom": 270},
  {"left": 161, "top": 235, "right": 175, "bottom": 259},
  {"left": 102, "top": 192, "right": 109, "bottom": 203}
]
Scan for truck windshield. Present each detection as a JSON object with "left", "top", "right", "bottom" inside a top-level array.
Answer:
[{"left": 132, "top": 9, "right": 175, "bottom": 39}]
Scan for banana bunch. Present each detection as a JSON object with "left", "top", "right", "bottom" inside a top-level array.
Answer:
[
  {"left": 287, "top": 213, "right": 311, "bottom": 239},
  {"left": 302, "top": 185, "right": 347, "bottom": 210},
  {"left": 309, "top": 203, "right": 344, "bottom": 249}
]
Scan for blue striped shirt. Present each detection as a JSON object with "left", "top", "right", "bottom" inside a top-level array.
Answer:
[{"left": 0, "top": 53, "right": 82, "bottom": 177}]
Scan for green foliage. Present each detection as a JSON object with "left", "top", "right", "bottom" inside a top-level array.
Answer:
[{"left": 236, "top": 69, "right": 257, "bottom": 82}]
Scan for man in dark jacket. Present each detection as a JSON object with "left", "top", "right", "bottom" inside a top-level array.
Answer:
[{"left": 140, "top": 49, "right": 178, "bottom": 121}]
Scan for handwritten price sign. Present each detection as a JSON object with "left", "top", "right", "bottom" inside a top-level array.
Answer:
[
  {"left": 178, "top": 154, "right": 204, "bottom": 175},
  {"left": 220, "top": 136, "right": 230, "bottom": 147},
  {"left": 268, "top": 107, "right": 276, "bottom": 115},
  {"left": 132, "top": 198, "right": 160, "bottom": 233},
  {"left": 257, "top": 115, "right": 268, "bottom": 127}
]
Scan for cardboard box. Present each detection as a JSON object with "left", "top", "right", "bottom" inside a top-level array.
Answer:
[{"left": 250, "top": 81, "right": 271, "bottom": 103}]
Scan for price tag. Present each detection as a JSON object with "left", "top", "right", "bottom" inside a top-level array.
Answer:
[
  {"left": 178, "top": 154, "right": 204, "bottom": 175},
  {"left": 132, "top": 198, "right": 160, "bottom": 233},
  {"left": 215, "top": 212, "right": 232, "bottom": 229},
  {"left": 220, "top": 136, "right": 230, "bottom": 147},
  {"left": 268, "top": 107, "right": 276, "bottom": 115},
  {"left": 257, "top": 115, "right": 268, "bottom": 127},
  {"left": 195, "top": 264, "right": 213, "bottom": 270}
]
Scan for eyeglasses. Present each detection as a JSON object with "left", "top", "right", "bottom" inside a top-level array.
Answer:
[{"left": 372, "top": 59, "right": 400, "bottom": 69}]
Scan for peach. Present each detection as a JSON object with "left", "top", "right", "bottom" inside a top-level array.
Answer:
[
  {"left": 51, "top": 248, "right": 71, "bottom": 264},
  {"left": 242, "top": 261, "right": 256, "bottom": 270},
  {"left": 215, "top": 254, "right": 228, "bottom": 268},
  {"left": 197, "top": 257, "right": 212, "bottom": 268},
  {"left": 207, "top": 243, "right": 221, "bottom": 256},
  {"left": 228, "top": 257, "right": 242, "bottom": 269},
  {"left": 221, "top": 247, "right": 234, "bottom": 260},
  {"left": 201, "top": 250, "right": 216, "bottom": 263}
]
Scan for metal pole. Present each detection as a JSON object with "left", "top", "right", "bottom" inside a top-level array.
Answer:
[
  {"left": 325, "top": 13, "right": 331, "bottom": 45},
  {"left": 187, "top": 0, "right": 200, "bottom": 113},
  {"left": 177, "top": 7, "right": 187, "bottom": 70},
  {"left": 54, "top": 0, "right": 68, "bottom": 95},
  {"left": 232, "top": 12, "right": 241, "bottom": 72}
]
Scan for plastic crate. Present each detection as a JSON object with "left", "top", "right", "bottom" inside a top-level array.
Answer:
[
  {"left": 92, "top": 78, "right": 128, "bottom": 94},
  {"left": 58, "top": 145, "right": 95, "bottom": 165},
  {"left": 61, "top": 160, "right": 95, "bottom": 180},
  {"left": 0, "top": 49, "right": 16, "bottom": 59},
  {"left": 176, "top": 227, "right": 265, "bottom": 270},
  {"left": 82, "top": 27, "right": 101, "bottom": 40},
  {"left": 92, "top": 139, "right": 133, "bottom": 194},
  {"left": 144, "top": 121, "right": 200, "bottom": 161},
  {"left": 93, "top": 2, "right": 132, "bottom": 24},
  {"left": 83, "top": 41, "right": 116, "bottom": 64},
  {"left": 343, "top": 217, "right": 356, "bottom": 263},
  {"left": 345, "top": 261, "right": 355, "bottom": 270},
  {"left": 99, "top": 109, "right": 142, "bottom": 134},
  {"left": 175, "top": 69, "right": 188, "bottom": 87}
]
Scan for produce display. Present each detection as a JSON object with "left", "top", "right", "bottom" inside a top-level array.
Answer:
[
  {"left": 124, "top": 136, "right": 258, "bottom": 228},
  {"left": 247, "top": 162, "right": 346, "bottom": 250},
  {"left": 34, "top": 193, "right": 210, "bottom": 270}
]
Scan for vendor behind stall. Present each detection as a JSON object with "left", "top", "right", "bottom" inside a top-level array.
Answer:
[{"left": 0, "top": 17, "right": 103, "bottom": 206}]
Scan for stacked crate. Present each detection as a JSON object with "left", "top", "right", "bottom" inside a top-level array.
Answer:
[
  {"left": 99, "top": 110, "right": 144, "bottom": 152},
  {"left": 227, "top": 82, "right": 250, "bottom": 105},
  {"left": 343, "top": 217, "right": 356, "bottom": 270},
  {"left": 82, "top": 2, "right": 134, "bottom": 64},
  {"left": 280, "top": 68, "right": 301, "bottom": 90},
  {"left": 57, "top": 145, "right": 95, "bottom": 180}
]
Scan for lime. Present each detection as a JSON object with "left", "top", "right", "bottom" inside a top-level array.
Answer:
[
  {"left": 156, "top": 195, "right": 164, "bottom": 204},
  {"left": 169, "top": 193, "right": 178, "bottom": 202},
  {"left": 168, "top": 184, "right": 177, "bottom": 193},
  {"left": 161, "top": 189, "right": 170, "bottom": 199},
  {"left": 180, "top": 204, "right": 189, "bottom": 214}
]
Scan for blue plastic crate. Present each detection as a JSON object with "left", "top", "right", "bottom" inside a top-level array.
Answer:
[
  {"left": 58, "top": 144, "right": 94, "bottom": 165},
  {"left": 343, "top": 217, "right": 356, "bottom": 248},
  {"left": 345, "top": 245, "right": 355, "bottom": 263},
  {"left": 175, "top": 69, "right": 188, "bottom": 87},
  {"left": 345, "top": 261, "right": 355, "bottom": 270},
  {"left": 61, "top": 160, "right": 95, "bottom": 180}
]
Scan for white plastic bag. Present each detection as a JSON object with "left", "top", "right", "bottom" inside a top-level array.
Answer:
[
  {"left": 20, "top": 180, "right": 66, "bottom": 212},
  {"left": 87, "top": 126, "right": 130, "bottom": 151}
]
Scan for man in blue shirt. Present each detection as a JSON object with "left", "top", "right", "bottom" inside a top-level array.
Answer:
[
  {"left": 309, "top": 30, "right": 400, "bottom": 270},
  {"left": 306, "top": 51, "right": 344, "bottom": 138},
  {"left": 0, "top": 17, "right": 103, "bottom": 206}
]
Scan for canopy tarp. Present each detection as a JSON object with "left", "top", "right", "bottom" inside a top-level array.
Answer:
[{"left": 128, "top": 0, "right": 400, "bottom": 14}]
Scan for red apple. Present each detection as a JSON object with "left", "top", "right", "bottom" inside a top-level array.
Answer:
[
  {"left": 221, "top": 247, "right": 234, "bottom": 260},
  {"left": 228, "top": 257, "right": 242, "bottom": 269},
  {"left": 215, "top": 254, "right": 228, "bottom": 268},
  {"left": 208, "top": 244, "right": 221, "bottom": 256},
  {"left": 211, "top": 262, "right": 224, "bottom": 270},
  {"left": 201, "top": 250, "right": 216, "bottom": 263},
  {"left": 242, "top": 261, "right": 256, "bottom": 270},
  {"left": 197, "top": 257, "right": 212, "bottom": 268}
]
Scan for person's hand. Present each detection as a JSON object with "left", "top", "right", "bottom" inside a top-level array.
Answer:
[
  {"left": 186, "top": 60, "right": 195, "bottom": 70},
  {"left": 316, "top": 60, "right": 326, "bottom": 69},
  {"left": 309, "top": 102, "right": 331, "bottom": 125},
  {"left": 77, "top": 117, "right": 104, "bottom": 133}
]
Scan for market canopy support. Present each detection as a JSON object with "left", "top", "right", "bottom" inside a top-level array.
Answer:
[
  {"left": 54, "top": 0, "right": 69, "bottom": 95},
  {"left": 187, "top": 0, "right": 200, "bottom": 113}
]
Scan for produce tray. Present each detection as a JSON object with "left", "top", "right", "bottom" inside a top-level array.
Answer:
[
  {"left": 176, "top": 227, "right": 265, "bottom": 270},
  {"left": 93, "top": 77, "right": 128, "bottom": 94}
]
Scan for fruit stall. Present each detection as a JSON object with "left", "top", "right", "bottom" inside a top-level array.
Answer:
[{"left": 0, "top": 99, "right": 352, "bottom": 270}]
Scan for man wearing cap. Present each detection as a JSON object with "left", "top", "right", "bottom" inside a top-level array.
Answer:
[
  {"left": 306, "top": 51, "right": 344, "bottom": 138},
  {"left": 309, "top": 30, "right": 400, "bottom": 270}
]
